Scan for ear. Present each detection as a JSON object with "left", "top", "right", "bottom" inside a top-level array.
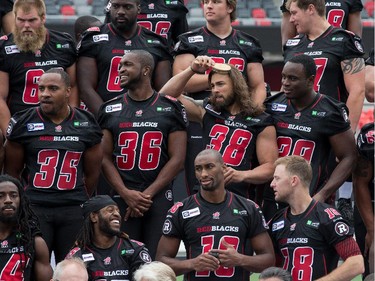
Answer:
[
  {"left": 143, "top": 66, "right": 151, "bottom": 76},
  {"left": 65, "top": 86, "right": 71, "bottom": 99},
  {"left": 41, "top": 14, "right": 46, "bottom": 25},
  {"left": 90, "top": 212, "right": 98, "bottom": 223},
  {"left": 307, "top": 75, "right": 315, "bottom": 88},
  {"left": 290, "top": 175, "right": 300, "bottom": 187}
]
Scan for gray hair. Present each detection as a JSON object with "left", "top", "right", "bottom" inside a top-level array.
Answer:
[{"left": 133, "top": 261, "right": 176, "bottom": 281}]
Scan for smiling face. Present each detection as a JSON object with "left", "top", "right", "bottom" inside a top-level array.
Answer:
[
  {"left": 0, "top": 182, "right": 20, "bottom": 224},
  {"left": 97, "top": 205, "right": 122, "bottom": 236},
  {"left": 118, "top": 52, "right": 145, "bottom": 89},
  {"left": 289, "top": 2, "right": 311, "bottom": 34}
]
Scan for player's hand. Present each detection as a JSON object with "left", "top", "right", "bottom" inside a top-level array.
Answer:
[
  {"left": 210, "top": 240, "right": 240, "bottom": 268},
  {"left": 223, "top": 166, "right": 244, "bottom": 185},
  {"left": 191, "top": 56, "right": 215, "bottom": 74},
  {"left": 190, "top": 253, "right": 220, "bottom": 272},
  {"left": 312, "top": 192, "right": 325, "bottom": 203},
  {"left": 122, "top": 189, "right": 152, "bottom": 220}
]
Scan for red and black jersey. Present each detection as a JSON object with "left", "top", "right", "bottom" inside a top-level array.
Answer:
[
  {"left": 280, "top": 0, "right": 363, "bottom": 30},
  {"left": 265, "top": 92, "right": 351, "bottom": 196},
  {"left": 137, "top": 0, "right": 188, "bottom": 49},
  {"left": 202, "top": 99, "right": 273, "bottom": 198},
  {"left": 0, "top": 30, "right": 76, "bottom": 114},
  {"left": 162, "top": 191, "right": 268, "bottom": 281},
  {"left": 174, "top": 27, "right": 263, "bottom": 99},
  {"left": 98, "top": 92, "right": 187, "bottom": 191},
  {"left": 270, "top": 200, "right": 354, "bottom": 280},
  {"left": 283, "top": 26, "right": 364, "bottom": 103},
  {"left": 6, "top": 107, "right": 102, "bottom": 206},
  {"left": 67, "top": 237, "right": 152, "bottom": 281},
  {"left": 78, "top": 24, "right": 172, "bottom": 102},
  {"left": 356, "top": 122, "right": 374, "bottom": 201}
]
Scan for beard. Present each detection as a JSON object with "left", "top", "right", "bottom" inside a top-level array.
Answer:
[
  {"left": 13, "top": 24, "right": 46, "bottom": 53},
  {"left": 0, "top": 207, "right": 18, "bottom": 224},
  {"left": 98, "top": 213, "right": 121, "bottom": 237},
  {"left": 209, "top": 93, "right": 235, "bottom": 112}
]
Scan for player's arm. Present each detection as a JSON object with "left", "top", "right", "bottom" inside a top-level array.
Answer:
[
  {"left": 341, "top": 57, "right": 365, "bottom": 131},
  {"left": 173, "top": 53, "right": 211, "bottom": 94},
  {"left": 313, "top": 129, "right": 356, "bottom": 202},
  {"left": 143, "top": 129, "right": 187, "bottom": 199},
  {"left": 156, "top": 235, "right": 220, "bottom": 275},
  {"left": 281, "top": 12, "right": 297, "bottom": 46},
  {"left": 0, "top": 71, "right": 11, "bottom": 135},
  {"left": 77, "top": 56, "right": 103, "bottom": 117},
  {"left": 4, "top": 140, "right": 25, "bottom": 179},
  {"left": 353, "top": 154, "right": 374, "bottom": 252},
  {"left": 153, "top": 60, "right": 172, "bottom": 91},
  {"left": 224, "top": 125, "right": 278, "bottom": 185},
  {"left": 101, "top": 129, "right": 152, "bottom": 218},
  {"left": 33, "top": 236, "right": 53, "bottom": 281},
  {"left": 1, "top": 11, "right": 14, "bottom": 35},
  {"left": 246, "top": 63, "right": 266, "bottom": 106},
  {"left": 316, "top": 238, "right": 364, "bottom": 281},
  {"left": 66, "top": 63, "right": 80, "bottom": 108},
  {"left": 365, "top": 64, "right": 374, "bottom": 102},
  {"left": 0, "top": 131, "right": 4, "bottom": 172},
  {"left": 83, "top": 143, "right": 103, "bottom": 196},
  {"left": 347, "top": 12, "right": 363, "bottom": 37}
]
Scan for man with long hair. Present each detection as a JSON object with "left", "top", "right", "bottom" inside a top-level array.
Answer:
[
  {"left": 67, "top": 195, "right": 152, "bottom": 281},
  {"left": 0, "top": 174, "right": 52, "bottom": 280},
  {"left": 160, "top": 56, "right": 278, "bottom": 199}
]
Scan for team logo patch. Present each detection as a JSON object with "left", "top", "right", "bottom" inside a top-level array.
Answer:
[
  {"left": 148, "top": 3, "right": 154, "bottom": 9},
  {"left": 341, "top": 107, "right": 349, "bottom": 122},
  {"left": 27, "top": 123, "right": 45, "bottom": 131},
  {"left": 306, "top": 220, "right": 320, "bottom": 229},
  {"left": 103, "top": 256, "right": 111, "bottom": 265},
  {"left": 285, "top": 39, "right": 300, "bottom": 46},
  {"left": 294, "top": 112, "right": 301, "bottom": 120},
  {"left": 93, "top": 34, "right": 109, "bottom": 42},
  {"left": 82, "top": 253, "right": 95, "bottom": 262},
  {"left": 290, "top": 223, "right": 296, "bottom": 231},
  {"left": 125, "top": 40, "right": 132, "bottom": 46},
  {"left": 239, "top": 40, "right": 253, "bottom": 46},
  {"left": 354, "top": 41, "right": 364, "bottom": 53},
  {"left": 335, "top": 222, "right": 350, "bottom": 236},
  {"left": 169, "top": 202, "right": 183, "bottom": 213},
  {"left": 73, "top": 121, "right": 89, "bottom": 127},
  {"left": 56, "top": 43, "right": 70, "bottom": 49},
  {"left": 219, "top": 40, "right": 226, "bottom": 46},
  {"left": 271, "top": 103, "right": 287, "bottom": 112},
  {"left": 164, "top": 95, "right": 177, "bottom": 101},
  {"left": 87, "top": 26, "right": 100, "bottom": 32},
  {"left": 55, "top": 125, "right": 62, "bottom": 133},
  {"left": 156, "top": 106, "right": 172, "bottom": 112},
  {"left": 135, "top": 110, "right": 143, "bottom": 117},
  {"left": 139, "top": 250, "right": 152, "bottom": 263},
  {"left": 5, "top": 45, "right": 20, "bottom": 54},
  {"left": 212, "top": 212, "right": 220, "bottom": 219},
  {"left": 165, "top": 190, "right": 173, "bottom": 201},
  {"left": 105, "top": 103, "right": 122, "bottom": 113},
  {"left": 331, "top": 36, "right": 344, "bottom": 42},
  {"left": 188, "top": 35, "right": 204, "bottom": 43},
  {"left": 233, "top": 209, "right": 247, "bottom": 216},
  {"left": 162, "top": 219, "right": 172, "bottom": 234},
  {"left": 272, "top": 220, "right": 284, "bottom": 231},
  {"left": 147, "top": 39, "right": 160, "bottom": 44},
  {"left": 1, "top": 240, "right": 8, "bottom": 248},
  {"left": 307, "top": 42, "right": 314, "bottom": 48},
  {"left": 311, "top": 110, "right": 326, "bottom": 117},
  {"left": 182, "top": 207, "right": 200, "bottom": 219},
  {"left": 204, "top": 103, "right": 221, "bottom": 114}
]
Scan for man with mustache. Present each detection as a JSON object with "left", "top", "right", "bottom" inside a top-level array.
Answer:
[
  {"left": 0, "top": 0, "right": 79, "bottom": 135},
  {"left": 0, "top": 174, "right": 52, "bottom": 281}
]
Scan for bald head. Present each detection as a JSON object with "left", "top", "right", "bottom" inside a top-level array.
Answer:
[
  {"left": 195, "top": 149, "right": 224, "bottom": 165},
  {"left": 52, "top": 258, "right": 88, "bottom": 281}
]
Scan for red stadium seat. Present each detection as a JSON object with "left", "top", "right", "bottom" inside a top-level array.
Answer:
[
  {"left": 255, "top": 19, "right": 272, "bottom": 26},
  {"left": 60, "top": 5, "right": 76, "bottom": 15},
  {"left": 365, "top": 0, "right": 374, "bottom": 17},
  {"left": 251, "top": 8, "right": 266, "bottom": 18}
]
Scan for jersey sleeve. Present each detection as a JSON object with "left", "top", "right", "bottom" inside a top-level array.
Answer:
[
  {"left": 173, "top": 31, "right": 200, "bottom": 57},
  {"left": 0, "top": 35, "right": 10, "bottom": 72},
  {"left": 126, "top": 239, "right": 152, "bottom": 274},
  {"left": 320, "top": 98, "right": 351, "bottom": 136},
  {"left": 161, "top": 202, "right": 185, "bottom": 238},
  {"left": 97, "top": 97, "right": 123, "bottom": 130},
  {"left": 342, "top": 32, "right": 365, "bottom": 60},
  {"left": 349, "top": 0, "right": 363, "bottom": 13},
  {"left": 245, "top": 199, "right": 269, "bottom": 238},
  {"left": 77, "top": 26, "right": 103, "bottom": 58},
  {"left": 170, "top": 3, "right": 189, "bottom": 44},
  {"left": 239, "top": 32, "right": 264, "bottom": 63},
  {"left": 77, "top": 109, "right": 103, "bottom": 147},
  {"left": 6, "top": 110, "right": 31, "bottom": 143},
  {"left": 56, "top": 31, "right": 77, "bottom": 68},
  {"left": 163, "top": 95, "right": 188, "bottom": 132}
]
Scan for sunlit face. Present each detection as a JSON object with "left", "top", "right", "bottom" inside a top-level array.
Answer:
[
  {"left": 97, "top": 205, "right": 121, "bottom": 236},
  {"left": 13, "top": 7, "right": 46, "bottom": 52},
  {"left": 289, "top": 2, "right": 310, "bottom": 34},
  {"left": 270, "top": 165, "right": 293, "bottom": 203},
  {"left": 38, "top": 73, "right": 70, "bottom": 117},
  {"left": 110, "top": 0, "right": 140, "bottom": 32},
  {"left": 202, "top": 0, "right": 233, "bottom": 23},
  {"left": 194, "top": 153, "right": 225, "bottom": 191},
  {"left": 209, "top": 73, "right": 235, "bottom": 110},
  {"left": 0, "top": 182, "right": 20, "bottom": 224},
  {"left": 118, "top": 53, "right": 144, "bottom": 89},
  {"left": 281, "top": 62, "right": 313, "bottom": 100}
]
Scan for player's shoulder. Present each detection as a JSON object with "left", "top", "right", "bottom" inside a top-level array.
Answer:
[
  {"left": 80, "top": 23, "right": 109, "bottom": 42},
  {"left": 177, "top": 27, "right": 204, "bottom": 41},
  {"left": 100, "top": 95, "right": 125, "bottom": 114},
  {"left": 139, "top": 26, "right": 168, "bottom": 43},
  {"left": 72, "top": 107, "right": 97, "bottom": 120},
  {"left": 317, "top": 94, "right": 349, "bottom": 119},
  {"left": 284, "top": 34, "right": 305, "bottom": 47},
  {"left": 66, "top": 246, "right": 84, "bottom": 259},
  {"left": 265, "top": 92, "right": 288, "bottom": 112},
  {"left": 234, "top": 29, "right": 261, "bottom": 45}
]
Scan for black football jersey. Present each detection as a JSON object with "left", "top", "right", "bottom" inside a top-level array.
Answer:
[
  {"left": 202, "top": 99, "right": 273, "bottom": 198},
  {"left": 174, "top": 27, "right": 263, "bottom": 99},
  {"left": 366, "top": 48, "right": 374, "bottom": 66},
  {"left": 0, "top": 231, "right": 35, "bottom": 281},
  {"left": 283, "top": 26, "right": 364, "bottom": 103},
  {"left": 78, "top": 24, "right": 172, "bottom": 102},
  {"left": 137, "top": 0, "right": 188, "bottom": 49},
  {"left": 280, "top": 0, "right": 363, "bottom": 30},
  {"left": 265, "top": 92, "right": 351, "bottom": 196},
  {"left": 162, "top": 191, "right": 268, "bottom": 281},
  {"left": 6, "top": 107, "right": 103, "bottom": 206},
  {"left": 0, "top": 30, "right": 77, "bottom": 114},
  {"left": 98, "top": 92, "right": 187, "bottom": 190},
  {"left": 356, "top": 122, "right": 374, "bottom": 201},
  {"left": 271, "top": 200, "right": 354, "bottom": 280},
  {"left": 67, "top": 237, "right": 152, "bottom": 281}
]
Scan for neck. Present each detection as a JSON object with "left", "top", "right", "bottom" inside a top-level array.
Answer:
[
  {"left": 307, "top": 19, "right": 330, "bottom": 40},
  {"left": 92, "top": 234, "right": 117, "bottom": 249},
  {"left": 288, "top": 190, "right": 313, "bottom": 215},
  {"left": 291, "top": 90, "right": 317, "bottom": 111},
  {"left": 112, "top": 23, "right": 138, "bottom": 39},
  {"left": 45, "top": 105, "right": 71, "bottom": 124},
  {"left": 200, "top": 187, "right": 226, "bottom": 204},
  {"left": 0, "top": 223, "right": 15, "bottom": 240},
  {"left": 206, "top": 21, "right": 232, "bottom": 39},
  {"left": 127, "top": 85, "right": 154, "bottom": 101},
  {"left": 227, "top": 103, "right": 241, "bottom": 115}
]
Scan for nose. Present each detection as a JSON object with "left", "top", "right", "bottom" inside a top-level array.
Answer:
[
  {"left": 4, "top": 194, "right": 13, "bottom": 204},
  {"left": 270, "top": 179, "right": 276, "bottom": 189}
]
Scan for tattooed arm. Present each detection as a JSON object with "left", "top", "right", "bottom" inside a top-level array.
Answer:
[{"left": 341, "top": 57, "right": 365, "bottom": 131}]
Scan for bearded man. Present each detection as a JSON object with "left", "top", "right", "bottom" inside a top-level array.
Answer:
[{"left": 0, "top": 0, "right": 79, "bottom": 134}]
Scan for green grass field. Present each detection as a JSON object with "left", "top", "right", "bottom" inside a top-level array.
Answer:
[{"left": 176, "top": 273, "right": 363, "bottom": 280}]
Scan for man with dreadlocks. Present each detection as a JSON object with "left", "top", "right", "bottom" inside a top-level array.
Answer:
[
  {"left": 160, "top": 55, "right": 278, "bottom": 200},
  {"left": 66, "top": 195, "right": 152, "bottom": 281},
  {"left": 0, "top": 174, "right": 52, "bottom": 280}
]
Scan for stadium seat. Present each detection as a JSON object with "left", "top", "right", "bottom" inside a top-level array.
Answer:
[
  {"left": 364, "top": 0, "right": 374, "bottom": 17},
  {"left": 46, "top": 4, "right": 60, "bottom": 15},
  {"left": 189, "top": 7, "right": 204, "bottom": 17},
  {"left": 237, "top": 8, "right": 251, "bottom": 18},
  {"left": 255, "top": 19, "right": 272, "bottom": 26},
  {"left": 60, "top": 5, "right": 76, "bottom": 15},
  {"left": 252, "top": 8, "right": 267, "bottom": 18}
]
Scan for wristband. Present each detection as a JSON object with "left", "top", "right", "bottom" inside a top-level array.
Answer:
[{"left": 190, "top": 66, "right": 205, "bottom": 74}]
